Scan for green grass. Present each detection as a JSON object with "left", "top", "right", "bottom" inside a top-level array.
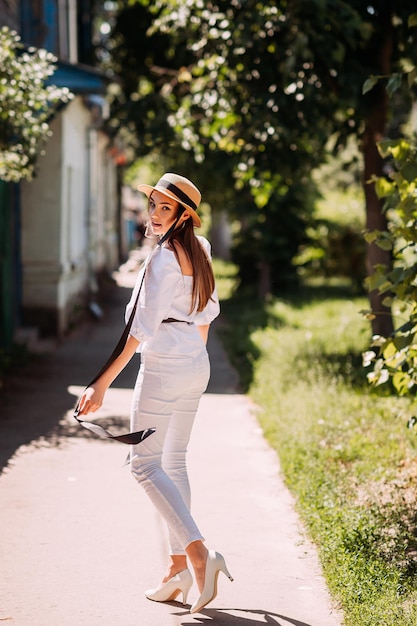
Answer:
[{"left": 213, "top": 260, "right": 417, "bottom": 626}]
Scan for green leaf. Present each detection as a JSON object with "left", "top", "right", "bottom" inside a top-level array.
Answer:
[
  {"left": 366, "top": 272, "right": 389, "bottom": 292},
  {"left": 377, "top": 138, "right": 410, "bottom": 160},
  {"left": 392, "top": 371, "right": 412, "bottom": 395},
  {"left": 407, "top": 67, "right": 417, "bottom": 87},
  {"left": 390, "top": 139, "right": 411, "bottom": 161},
  {"left": 378, "top": 279, "right": 393, "bottom": 292},
  {"left": 364, "top": 230, "right": 380, "bottom": 244},
  {"left": 382, "top": 341, "right": 396, "bottom": 359},
  {"left": 362, "top": 75, "right": 378, "bottom": 94},
  {"left": 400, "top": 162, "right": 417, "bottom": 183},
  {"left": 386, "top": 73, "right": 402, "bottom": 96},
  {"left": 375, "top": 177, "right": 394, "bottom": 198},
  {"left": 408, "top": 13, "right": 417, "bottom": 28},
  {"left": 393, "top": 335, "right": 415, "bottom": 350},
  {"left": 377, "top": 138, "right": 396, "bottom": 158},
  {"left": 375, "top": 238, "right": 393, "bottom": 251}
]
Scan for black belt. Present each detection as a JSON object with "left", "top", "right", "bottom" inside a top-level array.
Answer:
[{"left": 162, "top": 318, "right": 192, "bottom": 324}]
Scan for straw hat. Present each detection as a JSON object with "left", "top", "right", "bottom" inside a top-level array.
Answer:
[{"left": 138, "top": 172, "right": 202, "bottom": 227}]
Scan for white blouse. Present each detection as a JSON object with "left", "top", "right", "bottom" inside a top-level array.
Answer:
[{"left": 125, "top": 236, "right": 220, "bottom": 356}]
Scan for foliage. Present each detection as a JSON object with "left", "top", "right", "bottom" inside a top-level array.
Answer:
[
  {"left": 216, "top": 266, "right": 417, "bottom": 625},
  {"left": 103, "top": 2, "right": 417, "bottom": 294},
  {"left": 362, "top": 14, "right": 417, "bottom": 398},
  {"left": 362, "top": 138, "right": 417, "bottom": 396},
  {"left": 158, "top": 0, "right": 371, "bottom": 276},
  {"left": 296, "top": 154, "right": 366, "bottom": 286},
  {"left": 301, "top": 215, "right": 364, "bottom": 287},
  {"left": 152, "top": 0, "right": 364, "bottom": 184},
  {"left": 0, "top": 27, "right": 72, "bottom": 182},
  {"left": 295, "top": 218, "right": 366, "bottom": 288}
]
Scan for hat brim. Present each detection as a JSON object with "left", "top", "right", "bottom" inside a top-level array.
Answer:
[{"left": 137, "top": 183, "right": 201, "bottom": 227}]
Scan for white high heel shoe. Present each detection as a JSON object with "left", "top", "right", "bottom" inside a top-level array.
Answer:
[
  {"left": 190, "top": 550, "right": 233, "bottom": 614},
  {"left": 145, "top": 569, "right": 193, "bottom": 605}
]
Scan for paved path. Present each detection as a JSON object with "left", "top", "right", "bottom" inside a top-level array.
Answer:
[{"left": 0, "top": 258, "right": 343, "bottom": 626}]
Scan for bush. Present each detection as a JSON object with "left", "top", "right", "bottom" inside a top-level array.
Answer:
[
  {"left": 0, "top": 27, "right": 72, "bottom": 182},
  {"left": 216, "top": 270, "right": 417, "bottom": 626}
]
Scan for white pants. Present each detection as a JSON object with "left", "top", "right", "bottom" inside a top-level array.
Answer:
[{"left": 130, "top": 350, "right": 210, "bottom": 555}]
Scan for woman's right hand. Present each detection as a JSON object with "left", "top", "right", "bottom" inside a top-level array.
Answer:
[
  {"left": 75, "top": 335, "right": 139, "bottom": 416},
  {"left": 76, "top": 384, "right": 106, "bottom": 416}
]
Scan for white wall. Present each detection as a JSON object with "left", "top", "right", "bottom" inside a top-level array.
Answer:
[
  {"left": 99, "top": 131, "right": 118, "bottom": 271},
  {"left": 21, "top": 114, "right": 64, "bottom": 317},
  {"left": 21, "top": 97, "right": 119, "bottom": 336}
]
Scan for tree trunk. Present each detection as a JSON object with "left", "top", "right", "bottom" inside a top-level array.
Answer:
[
  {"left": 363, "top": 122, "right": 394, "bottom": 337},
  {"left": 362, "top": 9, "right": 394, "bottom": 338},
  {"left": 257, "top": 259, "right": 271, "bottom": 300}
]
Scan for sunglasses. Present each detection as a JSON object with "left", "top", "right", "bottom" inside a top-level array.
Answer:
[{"left": 73, "top": 410, "right": 155, "bottom": 445}]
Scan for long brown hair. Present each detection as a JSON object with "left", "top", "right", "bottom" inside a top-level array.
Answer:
[{"left": 168, "top": 217, "right": 215, "bottom": 313}]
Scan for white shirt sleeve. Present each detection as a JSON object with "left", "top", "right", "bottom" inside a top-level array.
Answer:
[{"left": 194, "top": 291, "right": 220, "bottom": 325}]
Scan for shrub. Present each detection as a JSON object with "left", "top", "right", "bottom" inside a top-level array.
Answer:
[{"left": 0, "top": 26, "right": 72, "bottom": 182}]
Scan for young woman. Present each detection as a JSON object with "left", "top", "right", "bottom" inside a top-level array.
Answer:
[{"left": 76, "top": 173, "right": 233, "bottom": 613}]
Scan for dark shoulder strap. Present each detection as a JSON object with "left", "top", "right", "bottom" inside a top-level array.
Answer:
[
  {"left": 84, "top": 268, "right": 146, "bottom": 388},
  {"left": 73, "top": 258, "right": 154, "bottom": 445}
]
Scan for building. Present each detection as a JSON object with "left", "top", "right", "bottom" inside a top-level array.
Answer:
[{"left": 0, "top": 0, "right": 120, "bottom": 346}]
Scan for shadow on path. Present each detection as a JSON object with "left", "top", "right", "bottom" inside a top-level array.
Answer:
[
  {"left": 169, "top": 604, "right": 319, "bottom": 625},
  {"left": 0, "top": 282, "right": 240, "bottom": 474}
]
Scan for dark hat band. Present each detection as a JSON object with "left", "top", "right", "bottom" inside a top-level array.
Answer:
[{"left": 158, "top": 179, "right": 198, "bottom": 211}]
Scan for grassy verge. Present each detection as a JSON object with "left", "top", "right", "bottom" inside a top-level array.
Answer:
[{"left": 213, "top": 259, "right": 417, "bottom": 626}]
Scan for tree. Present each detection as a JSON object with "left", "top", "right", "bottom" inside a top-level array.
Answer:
[
  {"left": 154, "top": 1, "right": 417, "bottom": 327},
  {"left": 155, "top": 1, "right": 361, "bottom": 290},
  {"left": 361, "top": 15, "right": 417, "bottom": 399},
  {"left": 0, "top": 27, "right": 71, "bottom": 182},
  {"left": 106, "top": 1, "right": 348, "bottom": 289},
  {"left": 104, "top": 2, "right": 417, "bottom": 321}
]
